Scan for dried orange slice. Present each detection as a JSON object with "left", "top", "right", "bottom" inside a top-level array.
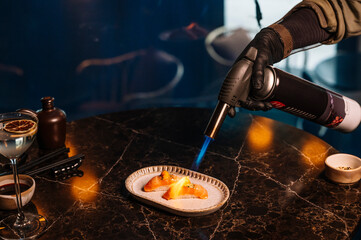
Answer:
[{"left": 3, "top": 119, "right": 37, "bottom": 134}]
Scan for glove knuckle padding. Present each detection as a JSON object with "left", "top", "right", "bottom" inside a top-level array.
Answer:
[{"left": 234, "top": 28, "right": 283, "bottom": 112}]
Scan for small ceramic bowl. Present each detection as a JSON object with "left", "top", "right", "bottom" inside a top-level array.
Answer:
[
  {"left": 0, "top": 174, "right": 35, "bottom": 210},
  {"left": 325, "top": 153, "right": 361, "bottom": 184}
]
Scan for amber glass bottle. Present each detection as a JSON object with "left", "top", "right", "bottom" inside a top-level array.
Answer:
[{"left": 36, "top": 96, "right": 66, "bottom": 149}]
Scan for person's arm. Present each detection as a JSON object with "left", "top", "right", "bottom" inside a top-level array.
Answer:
[{"left": 285, "top": 0, "right": 361, "bottom": 44}]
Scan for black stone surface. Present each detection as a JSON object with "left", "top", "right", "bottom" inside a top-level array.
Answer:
[{"left": 2, "top": 107, "right": 360, "bottom": 240}]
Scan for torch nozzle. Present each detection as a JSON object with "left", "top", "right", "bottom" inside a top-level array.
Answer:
[{"left": 204, "top": 101, "right": 230, "bottom": 139}]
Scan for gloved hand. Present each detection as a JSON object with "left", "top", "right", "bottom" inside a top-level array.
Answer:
[
  {"left": 235, "top": 28, "right": 284, "bottom": 111},
  {"left": 235, "top": 8, "right": 330, "bottom": 111}
]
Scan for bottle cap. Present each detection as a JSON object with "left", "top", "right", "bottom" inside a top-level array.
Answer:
[{"left": 41, "top": 96, "right": 55, "bottom": 110}]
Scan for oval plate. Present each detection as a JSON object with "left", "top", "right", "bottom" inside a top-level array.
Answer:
[{"left": 125, "top": 165, "right": 230, "bottom": 217}]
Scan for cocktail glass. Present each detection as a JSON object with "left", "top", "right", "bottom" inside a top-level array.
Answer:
[{"left": 0, "top": 112, "right": 47, "bottom": 239}]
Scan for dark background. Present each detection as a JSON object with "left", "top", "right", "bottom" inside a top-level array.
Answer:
[{"left": 0, "top": 0, "right": 224, "bottom": 120}]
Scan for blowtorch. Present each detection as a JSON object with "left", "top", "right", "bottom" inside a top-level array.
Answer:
[
  {"left": 204, "top": 47, "right": 361, "bottom": 140},
  {"left": 191, "top": 47, "right": 361, "bottom": 171}
]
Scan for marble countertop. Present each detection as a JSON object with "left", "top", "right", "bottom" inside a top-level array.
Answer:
[{"left": 1, "top": 107, "right": 361, "bottom": 239}]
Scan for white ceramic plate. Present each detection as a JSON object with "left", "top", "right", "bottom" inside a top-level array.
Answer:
[{"left": 125, "top": 165, "right": 230, "bottom": 217}]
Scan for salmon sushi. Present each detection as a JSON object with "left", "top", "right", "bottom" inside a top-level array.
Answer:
[
  {"left": 143, "top": 170, "right": 181, "bottom": 192},
  {"left": 162, "top": 176, "right": 208, "bottom": 200}
]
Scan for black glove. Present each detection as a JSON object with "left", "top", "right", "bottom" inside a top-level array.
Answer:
[
  {"left": 235, "top": 8, "right": 330, "bottom": 112},
  {"left": 235, "top": 28, "right": 284, "bottom": 111}
]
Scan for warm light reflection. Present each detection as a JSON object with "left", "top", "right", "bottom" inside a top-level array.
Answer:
[
  {"left": 247, "top": 117, "right": 274, "bottom": 151},
  {"left": 65, "top": 138, "right": 99, "bottom": 202},
  {"left": 70, "top": 168, "right": 99, "bottom": 202},
  {"left": 30, "top": 199, "right": 47, "bottom": 217},
  {"left": 300, "top": 136, "right": 329, "bottom": 168},
  {"left": 65, "top": 139, "right": 78, "bottom": 156}
]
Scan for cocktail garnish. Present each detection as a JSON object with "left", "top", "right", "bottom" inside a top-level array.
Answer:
[{"left": 3, "top": 120, "right": 36, "bottom": 134}]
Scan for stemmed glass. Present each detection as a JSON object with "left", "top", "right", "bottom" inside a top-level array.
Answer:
[{"left": 0, "top": 112, "right": 47, "bottom": 239}]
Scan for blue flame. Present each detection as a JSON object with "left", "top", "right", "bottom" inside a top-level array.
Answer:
[{"left": 191, "top": 136, "right": 213, "bottom": 171}]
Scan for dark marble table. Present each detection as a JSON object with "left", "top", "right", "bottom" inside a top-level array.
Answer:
[{"left": 2, "top": 107, "right": 361, "bottom": 239}]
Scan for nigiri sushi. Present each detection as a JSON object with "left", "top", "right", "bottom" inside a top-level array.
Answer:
[
  {"left": 143, "top": 170, "right": 181, "bottom": 192},
  {"left": 162, "top": 176, "right": 208, "bottom": 200}
]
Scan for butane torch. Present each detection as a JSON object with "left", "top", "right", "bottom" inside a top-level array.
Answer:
[
  {"left": 204, "top": 47, "right": 361, "bottom": 140},
  {"left": 192, "top": 47, "right": 259, "bottom": 170}
]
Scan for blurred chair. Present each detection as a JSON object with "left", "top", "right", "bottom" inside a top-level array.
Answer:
[
  {"left": 313, "top": 53, "right": 361, "bottom": 101},
  {"left": 75, "top": 48, "right": 184, "bottom": 117},
  {"left": 158, "top": 22, "right": 212, "bottom": 99},
  {"left": 205, "top": 26, "right": 251, "bottom": 67}
]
